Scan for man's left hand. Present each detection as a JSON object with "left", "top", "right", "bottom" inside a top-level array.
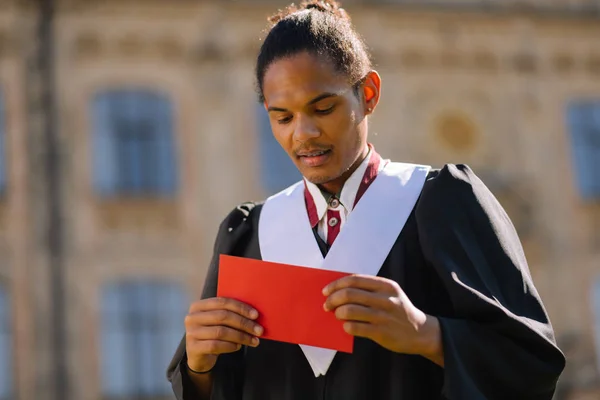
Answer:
[{"left": 323, "top": 275, "right": 444, "bottom": 367}]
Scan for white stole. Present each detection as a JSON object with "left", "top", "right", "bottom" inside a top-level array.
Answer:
[{"left": 257, "top": 161, "right": 431, "bottom": 377}]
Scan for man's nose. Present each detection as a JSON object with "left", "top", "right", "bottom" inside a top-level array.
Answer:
[{"left": 292, "top": 114, "right": 320, "bottom": 143}]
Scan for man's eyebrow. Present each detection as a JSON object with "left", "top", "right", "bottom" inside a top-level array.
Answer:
[
  {"left": 267, "top": 92, "right": 339, "bottom": 112},
  {"left": 307, "top": 92, "right": 338, "bottom": 105}
]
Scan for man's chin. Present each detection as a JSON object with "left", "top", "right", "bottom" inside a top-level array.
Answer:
[{"left": 303, "top": 173, "right": 334, "bottom": 186}]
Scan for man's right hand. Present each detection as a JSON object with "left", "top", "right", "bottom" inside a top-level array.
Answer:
[{"left": 184, "top": 297, "right": 263, "bottom": 373}]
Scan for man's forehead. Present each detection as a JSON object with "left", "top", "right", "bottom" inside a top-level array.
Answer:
[
  {"left": 265, "top": 84, "right": 347, "bottom": 107},
  {"left": 263, "top": 53, "right": 350, "bottom": 105}
]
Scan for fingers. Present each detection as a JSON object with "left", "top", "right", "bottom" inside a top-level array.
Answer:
[
  {"left": 333, "top": 304, "right": 388, "bottom": 324},
  {"left": 323, "top": 275, "right": 400, "bottom": 297},
  {"left": 185, "top": 297, "right": 264, "bottom": 358},
  {"left": 187, "top": 339, "right": 243, "bottom": 356},
  {"left": 189, "top": 325, "right": 260, "bottom": 348},
  {"left": 323, "top": 287, "right": 399, "bottom": 312},
  {"left": 186, "top": 309, "right": 263, "bottom": 337},
  {"left": 185, "top": 298, "right": 264, "bottom": 366},
  {"left": 342, "top": 321, "right": 378, "bottom": 340},
  {"left": 189, "top": 297, "right": 259, "bottom": 320}
]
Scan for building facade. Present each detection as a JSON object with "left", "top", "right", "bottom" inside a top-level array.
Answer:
[{"left": 0, "top": 0, "right": 598, "bottom": 399}]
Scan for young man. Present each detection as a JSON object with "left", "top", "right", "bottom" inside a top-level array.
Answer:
[{"left": 167, "top": 1, "right": 566, "bottom": 399}]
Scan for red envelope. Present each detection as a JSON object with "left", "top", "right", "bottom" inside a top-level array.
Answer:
[{"left": 217, "top": 254, "right": 354, "bottom": 353}]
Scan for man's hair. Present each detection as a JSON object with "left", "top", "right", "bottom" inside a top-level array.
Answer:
[{"left": 255, "top": 0, "right": 373, "bottom": 103}]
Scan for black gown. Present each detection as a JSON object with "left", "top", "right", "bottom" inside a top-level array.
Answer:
[{"left": 167, "top": 164, "right": 566, "bottom": 400}]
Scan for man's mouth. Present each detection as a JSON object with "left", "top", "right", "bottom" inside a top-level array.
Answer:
[
  {"left": 297, "top": 149, "right": 330, "bottom": 157},
  {"left": 297, "top": 149, "right": 332, "bottom": 167}
]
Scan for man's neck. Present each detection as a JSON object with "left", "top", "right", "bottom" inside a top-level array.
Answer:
[{"left": 319, "top": 146, "right": 370, "bottom": 195}]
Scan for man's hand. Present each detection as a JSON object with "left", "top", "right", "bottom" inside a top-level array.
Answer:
[
  {"left": 323, "top": 275, "right": 444, "bottom": 367},
  {"left": 185, "top": 297, "right": 264, "bottom": 373}
]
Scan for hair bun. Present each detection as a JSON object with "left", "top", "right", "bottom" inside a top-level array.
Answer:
[
  {"left": 301, "top": 0, "right": 350, "bottom": 21},
  {"left": 267, "top": 0, "right": 350, "bottom": 25}
]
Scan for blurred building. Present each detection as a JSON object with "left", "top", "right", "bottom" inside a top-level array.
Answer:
[{"left": 0, "top": 0, "right": 598, "bottom": 399}]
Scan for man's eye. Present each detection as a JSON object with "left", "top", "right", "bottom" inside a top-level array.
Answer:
[
  {"left": 277, "top": 116, "right": 292, "bottom": 124},
  {"left": 315, "top": 106, "right": 335, "bottom": 115}
]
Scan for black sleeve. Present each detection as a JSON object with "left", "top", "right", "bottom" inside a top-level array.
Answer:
[
  {"left": 166, "top": 202, "right": 260, "bottom": 400},
  {"left": 415, "top": 164, "right": 566, "bottom": 400}
]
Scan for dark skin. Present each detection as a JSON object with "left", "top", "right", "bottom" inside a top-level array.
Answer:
[
  {"left": 184, "top": 51, "right": 443, "bottom": 397},
  {"left": 322, "top": 275, "right": 444, "bottom": 367},
  {"left": 264, "top": 51, "right": 376, "bottom": 194}
]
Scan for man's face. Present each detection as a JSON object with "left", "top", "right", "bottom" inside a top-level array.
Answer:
[{"left": 262, "top": 52, "right": 372, "bottom": 192}]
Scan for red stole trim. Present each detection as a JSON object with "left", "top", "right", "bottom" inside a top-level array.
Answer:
[
  {"left": 353, "top": 152, "right": 381, "bottom": 208},
  {"left": 326, "top": 210, "right": 341, "bottom": 246},
  {"left": 304, "top": 188, "right": 319, "bottom": 228}
]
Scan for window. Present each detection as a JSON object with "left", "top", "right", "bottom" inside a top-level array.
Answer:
[
  {"left": 566, "top": 101, "right": 600, "bottom": 200},
  {"left": 91, "top": 89, "right": 178, "bottom": 198},
  {"left": 100, "top": 280, "right": 188, "bottom": 398},
  {"left": 257, "top": 105, "right": 301, "bottom": 195},
  {"left": 0, "top": 287, "right": 12, "bottom": 400}
]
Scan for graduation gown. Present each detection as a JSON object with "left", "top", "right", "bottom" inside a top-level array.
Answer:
[{"left": 167, "top": 164, "right": 565, "bottom": 400}]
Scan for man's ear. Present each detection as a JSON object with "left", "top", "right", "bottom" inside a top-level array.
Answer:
[{"left": 362, "top": 70, "right": 381, "bottom": 115}]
